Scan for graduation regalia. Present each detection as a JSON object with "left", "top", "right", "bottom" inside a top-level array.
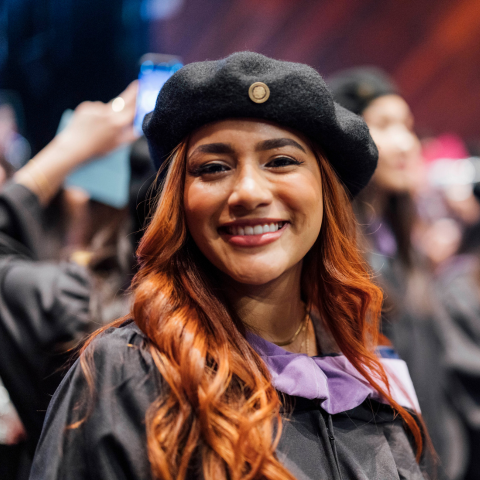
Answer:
[{"left": 30, "top": 321, "right": 432, "bottom": 480}]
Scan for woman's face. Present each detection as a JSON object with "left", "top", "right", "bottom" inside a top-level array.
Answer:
[
  {"left": 184, "top": 119, "right": 323, "bottom": 285},
  {"left": 362, "top": 94, "right": 421, "bottom": 193}
]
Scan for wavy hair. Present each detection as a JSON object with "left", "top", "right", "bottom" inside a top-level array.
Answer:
[{"left": 79, "top": 138, "right": 425, "bottom": 479}]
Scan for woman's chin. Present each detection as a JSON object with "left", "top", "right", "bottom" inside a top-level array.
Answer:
[{"left": 222, "top": 264, "right": 288, "bottom": 286}]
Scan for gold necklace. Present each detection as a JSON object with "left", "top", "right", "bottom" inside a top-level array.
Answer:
[
  {"left": 272, "top": 310, "right": 309, "bottom": 347},
  {"left": 299, "top": 314, "right": 311, "bottom": 356},
  {"left": 305, "top": 315, "right": 311, "bottom": 356}
]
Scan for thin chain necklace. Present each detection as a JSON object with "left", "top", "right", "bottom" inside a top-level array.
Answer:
[
  {"left": 301, "top": 315, "right": 311, "bottom": 356},
  {"left": 271, "top": 309, "right": 309, "bottom": 347}
]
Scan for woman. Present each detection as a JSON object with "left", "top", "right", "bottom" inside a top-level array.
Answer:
[
  {"left": 30, "top": 53, "right": 430, "bottom": 480},
  {"left": 329, "top": 67, "right": 465, "bottom": 479}
]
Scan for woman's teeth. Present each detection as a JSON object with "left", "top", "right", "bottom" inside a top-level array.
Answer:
[{"left": 227, "top": 222, "right": 285, "bottom": 236}]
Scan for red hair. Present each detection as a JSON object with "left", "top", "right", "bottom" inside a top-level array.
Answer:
[{"left": 79, "top": 139, "right": 425, "bottom": 479}]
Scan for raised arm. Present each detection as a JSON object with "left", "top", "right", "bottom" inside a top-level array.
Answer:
[{"left": 14, "top": 81, "right": 138, "bottom": 206}]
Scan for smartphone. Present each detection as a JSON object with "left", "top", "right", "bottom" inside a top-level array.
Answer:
[{"left": 134, "top": 53, "right": 183, "bottom": 135}]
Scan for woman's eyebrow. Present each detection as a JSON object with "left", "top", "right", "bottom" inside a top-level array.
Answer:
[
  {"left": 192, "top": 143, "right": 235, "bottom": 155},
  {"left": 255, "top": 138, "right": 306, "bottom": 153}
]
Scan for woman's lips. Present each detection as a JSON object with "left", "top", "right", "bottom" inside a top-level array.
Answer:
[{"left": 219, "top": 222, "right": 289, "bottom": 247}]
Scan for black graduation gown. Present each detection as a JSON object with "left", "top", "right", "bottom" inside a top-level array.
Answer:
[
  {"left": 435, "top": 255, "right": 480, "bottom": 479},
  {"left": 0, "top": 182, "right": 91, "bottom": 478},
  {"left": 30, "top": 321, "right": 430, "bottom": 480},
  {"left": 367, "top": 247, "right": 464, "bottom": 479}
]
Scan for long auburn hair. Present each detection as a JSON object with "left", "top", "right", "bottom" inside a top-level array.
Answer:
[{"left": 79, "top": 138, "right": 424, "bottom": 479}]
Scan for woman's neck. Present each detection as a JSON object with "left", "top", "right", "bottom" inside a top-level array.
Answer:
[{"left": 223, "top": 263, "right": 311, "bottom": 350}]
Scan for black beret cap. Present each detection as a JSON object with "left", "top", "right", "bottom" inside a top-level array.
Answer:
[
  {"left": 328, "top": 67, "right": 398, "bottom": 116},
  {"left": 143, "top": 52, "right": 378, "bottom": 197}
]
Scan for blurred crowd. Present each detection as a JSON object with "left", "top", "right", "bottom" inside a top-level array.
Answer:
[{"left": 0, "top": 64, "right": 480, "bottom": 480}]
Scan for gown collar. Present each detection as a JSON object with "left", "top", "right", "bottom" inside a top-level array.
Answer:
[{"left": 246, "top": 332, "right": 420, "bottom": 414}]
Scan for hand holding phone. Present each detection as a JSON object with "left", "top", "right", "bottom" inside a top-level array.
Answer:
[
  {"left": 62, "top": 53, "right": 182, "bottom": 209},
  {"left": 59, "top": 81, "right": 138, "bottom": 209},
  {"left": 15, "top": 81, "right": 138, "bottom": 207}
]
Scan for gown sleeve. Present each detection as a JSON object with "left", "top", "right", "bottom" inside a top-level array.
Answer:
[{"left": 29, "top": 322, "right": 163, "bottom": 480}]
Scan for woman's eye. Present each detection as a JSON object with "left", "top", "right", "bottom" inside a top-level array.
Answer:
[
  {"left": 191, "top": 163, "right": 231, "bottom": 176},
  {"left": 266, "top": 156, "right": 303, "bottom": 168}
]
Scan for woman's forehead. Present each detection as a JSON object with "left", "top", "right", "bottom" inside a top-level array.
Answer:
[
  {"left": 362, "top": 94, "right": 412, "bottom": 124},
  {"left": 187, "top": 119, "right": 313, "bottom": 156}
]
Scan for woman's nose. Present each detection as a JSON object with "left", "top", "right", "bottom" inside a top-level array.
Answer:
[
  {"left": 390, "top": 126, "right": 418, "bottom": 154},
  {"left": 228, "top": 165, "right": 273, "bottom": 212}
]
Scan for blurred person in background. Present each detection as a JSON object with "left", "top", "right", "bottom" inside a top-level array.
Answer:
[
  {"left": 330, "top": 68, "right": 467, "bottom": 480},
  {"left": 433, "top": 176, "right": 480, "bottom": 480},
  {"left": 0, "top": 80, "right": 157, "bottom": 479}
]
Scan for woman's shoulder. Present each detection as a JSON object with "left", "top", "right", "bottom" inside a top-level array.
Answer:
[
  {"left": 45, "top": 319, "right": 163, "bottom": 428},
  {"left": 50, "top": 319, "right": 162, "bottom": 412},
  {"left": 81, "top": 319, "right": 162, "bottom": 392},
  {"left": 31, "top": 320, "right": 161, "bottom": 479},
  {"left": 86, "top": 319, "right": 150, "bottom": 361}
]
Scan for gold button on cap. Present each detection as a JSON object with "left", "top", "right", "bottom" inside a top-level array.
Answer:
[{"left": 248, "top": 82, "right": 270, "bottom": 103}]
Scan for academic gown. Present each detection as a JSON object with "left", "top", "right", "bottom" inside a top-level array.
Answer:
[
  {"left": 364, "top": 219, "right": 464, "bottom": 479},
  {"left": 30, "top": 320, "right": 432, "bottom": 480},
  {"left": 0, "top": 182, "right": 91, "bottom": 478},
  {"left": 435, "top": 255, "right": 480, "bottom": 479}
]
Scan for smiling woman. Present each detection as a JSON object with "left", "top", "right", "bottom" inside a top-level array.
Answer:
[{"left": 30, "top": 53, "right": 433, "bottom": 480}]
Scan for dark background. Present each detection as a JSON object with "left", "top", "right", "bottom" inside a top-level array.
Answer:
[{"left": 2, "top": 0, "right": 480, "bottom": 154}]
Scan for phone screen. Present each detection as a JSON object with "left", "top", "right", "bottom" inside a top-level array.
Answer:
[{"left": 134, "top": 57, "right": 183, "bottom": 135}]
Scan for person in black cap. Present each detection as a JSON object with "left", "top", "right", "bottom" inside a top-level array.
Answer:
[
  {"left": 31, "top": 53, "right": 433, "bottom": 480},
  {"left": 330, "top": 67, "right": 466, "bottom": 480}
]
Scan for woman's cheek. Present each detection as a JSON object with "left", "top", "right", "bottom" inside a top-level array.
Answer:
[
  {"left": 185, "top": 183, "right": 222, "bottom": 241},
  {"left": 185, "top": 184, "right": 206, "bottom": 236},
  {"left": 283, "top": 183, "right": 321, "bottom": 232}
]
